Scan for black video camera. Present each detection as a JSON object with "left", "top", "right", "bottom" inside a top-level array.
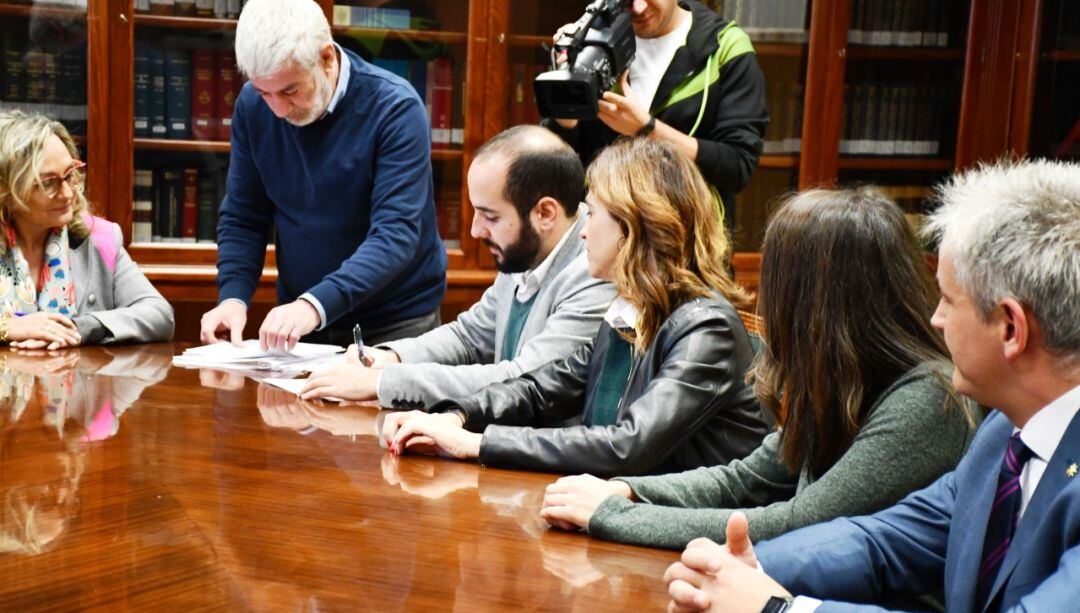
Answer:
[{"left": 534, "top": 0, "right": 636, "bottom": 119}]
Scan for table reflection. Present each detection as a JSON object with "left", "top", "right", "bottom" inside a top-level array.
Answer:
[{"left": 0, "top": 346, "right": 170, "bottom": 556}]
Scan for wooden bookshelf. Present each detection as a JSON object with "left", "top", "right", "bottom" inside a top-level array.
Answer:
[
  {"left": 134, "top": 14, "right": 238, "bottom": 30},
  {"left": 131, "top": 139, "right": 464, "bottom": 161},
  {"left": 0, "top": 3, "right": 85, "bottom": 20},
  {"left": 134, "top": 138, "right": 230, "bottom": 153},
  {"left": 837, "top": 157, "right": 955, "bottom": 171},
  {"left": 846, "top": 46, "right": 964, "bottom": 61},
  {"left": 331, "top": 26, "right": 467, "bottom": 44},
  {"left": 759, "top": 156, "right": 800, "bottom": 169},
  {"left": 1044, "top": 50, "right": 1080, "bottom": 62}
]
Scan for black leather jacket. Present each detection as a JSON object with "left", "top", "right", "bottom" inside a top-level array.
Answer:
[{"left": 431, "top": 295, "right": 769, "bottom": 477}]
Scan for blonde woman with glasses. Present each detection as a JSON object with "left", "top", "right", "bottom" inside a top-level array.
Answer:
[{"left": 0, "top": 110, "right": 173, "bottom": 348}]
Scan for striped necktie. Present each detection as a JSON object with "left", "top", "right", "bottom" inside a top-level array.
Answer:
[{"left": 976, "top": 431, "right": 1033, "bottom": 608}]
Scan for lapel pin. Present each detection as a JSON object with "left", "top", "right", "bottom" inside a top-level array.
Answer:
[{"left": 1066, "top": 463, "right": 1078, "bottom": 478}]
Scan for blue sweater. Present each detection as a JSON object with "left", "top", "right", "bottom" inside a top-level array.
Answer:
[{"left": 216, "top": 48, "right": 447, "bottom": 330}]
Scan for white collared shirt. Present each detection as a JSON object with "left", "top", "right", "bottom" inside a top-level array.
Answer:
[
  {"left": 323, "top": 43, "right": 351, "bottom": 116},
  {"left": 603, "top": 297, "right": 639, "bottom": 334},
  {"left": 513, "top": 208, "right": 580, "bottom": 302},
  {"left": 1017, "top": 382, "right": 1080, "bottom": 517}
]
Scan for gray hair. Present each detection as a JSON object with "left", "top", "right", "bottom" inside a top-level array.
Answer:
[
  {"left": 234, "top": 0, "right": 332, "bottom": 79},
  {"left": 924, "top": 158, "right": 1080, "bottom": 359}
]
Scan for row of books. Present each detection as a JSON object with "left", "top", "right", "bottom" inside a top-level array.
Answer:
[
  {"left": 840, "top": 83, "right": 948, "bottom": 156},
  {"left": 436, "top": 185, "right": 461, "bottom": 251},
  {"left": 848, "top": 0, "right": 955, "bottom": 47},
  {"left": 332, "top": 5, "right": 410, "bottom": 29},
  {"left": 1, "top": 33, "right": 87, "bottom": 133},
  {"left": 715, "top": 0, "right": 809, "bottom": 44},
  {"left": 762, "top": 82, "right": 804, "bottom": 155},
  {"left": 372, "top": 57, "right": 464, "bottom": 149},
  {"left": 133, "top": 0, "right": 246, "bottom": 18},
  {"left": 133, "top": 45, "right": 240, "bottom": 141},
  {"left": 132, "top": 167, "right": 222, "bottom": 243}
]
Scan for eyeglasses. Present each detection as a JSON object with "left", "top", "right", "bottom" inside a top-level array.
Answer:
[{"left": 37, "top": 161, "right": 87, "bottom": 199}]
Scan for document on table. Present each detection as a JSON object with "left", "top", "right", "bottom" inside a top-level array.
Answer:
[
  {"left": 173, "top": 340, "right": 344, "bottom": 371},
  {"left": 262, "top": 377, "right": 345, "bottom": 403}
]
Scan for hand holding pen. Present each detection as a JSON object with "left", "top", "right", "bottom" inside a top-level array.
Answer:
[{"left": 350, "top": 324, "right": 373, "bottom": 367}]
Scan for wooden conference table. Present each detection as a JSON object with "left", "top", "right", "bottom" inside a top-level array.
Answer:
[{"left": 0, "top": 344, "right": 677, "bottom": 611}]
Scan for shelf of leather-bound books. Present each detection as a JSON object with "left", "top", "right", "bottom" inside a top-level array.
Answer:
[
  {"left": 846, "top": 46, "right": 962, "bottom": 61},
  {"left": 134, "top": 15, "right": 238, "bottom": 30}
]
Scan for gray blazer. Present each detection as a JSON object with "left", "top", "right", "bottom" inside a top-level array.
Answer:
[
  {"left": 68, "top": 218, "right": 174, "bottom": 344},
  {"left": 379, "top": 213, "right": 616, "bottom": 409}
]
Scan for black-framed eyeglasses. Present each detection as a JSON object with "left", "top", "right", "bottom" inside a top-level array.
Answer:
[{"left": 37, "top": 161, "right": 87, "bottom": 199}]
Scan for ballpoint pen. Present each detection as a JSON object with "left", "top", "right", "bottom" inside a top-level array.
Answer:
[{"left": 352, "top": 323, "right": 367, "bottom": 367}]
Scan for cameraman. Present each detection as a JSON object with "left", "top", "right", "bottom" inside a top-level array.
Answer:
[{"left": 545, "top": 0, "right": 768, "bottom": 226}]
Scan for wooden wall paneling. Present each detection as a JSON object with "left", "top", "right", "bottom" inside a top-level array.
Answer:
[
  {"left": 798, "top": 0, "right": 851, "bottom": 189},
  {"left": 85, "top": 0, "right": 112, "bottom": 215},
  {"left": 955, "top": 0, "right": 1024, "bottom": 169},
  {"left": 1009, "top": 0, "right": 1044, "bottom": 155},
  {"left": 483, "top": 0, "right": 510, "bottom": 143},
  {"left": 106, "top": 0, "right": 134, "bottom": 239},
  {"left": 460, "top": 0, "right": 490, "bottom": 269}
]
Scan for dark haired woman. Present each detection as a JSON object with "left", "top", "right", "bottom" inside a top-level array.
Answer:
[
  {"left": 377, "top": 137, "right": 770, "bottom": 476},
  {"left": 541, "top": 187, "right": 981, "bottom": 548}
]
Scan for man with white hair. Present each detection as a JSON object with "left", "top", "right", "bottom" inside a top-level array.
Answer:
[
  {"left": 200, "top": 0, "right": 446, "bottom": 350},
  {"left": 662, "top": 158, "right": 1080, "bottom": 613}
]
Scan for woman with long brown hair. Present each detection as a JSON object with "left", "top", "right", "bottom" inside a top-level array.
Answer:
[
  {"left": 540, "top": 186, "right": 981, "bottom": 548},
  {"left": 378, "top": 137, "right": 770, "bottom": 476}
]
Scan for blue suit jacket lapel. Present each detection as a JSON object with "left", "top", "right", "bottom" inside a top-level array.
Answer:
[
  {"left": 982, "top": 407, "right": 1080, "bottom": 610},
  {"left": 950, "top": 414, "right": 1013, "bottom": 613}
]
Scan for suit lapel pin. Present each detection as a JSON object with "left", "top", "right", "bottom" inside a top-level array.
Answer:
[{"left": 1066, "top": 463, "right": 1078, "bottom": 478}]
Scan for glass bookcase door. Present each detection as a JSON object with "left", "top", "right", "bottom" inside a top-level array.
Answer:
[
  {"left": 332, "top": 0, "right": 470, "bottom": 255},
  {"left": 129, "top": 3, "right": 239, "bottom": 251},
  {"left": 837, "top": 0, "right": 971, "bottom": 234},
  {"left": 1025, "top": 0, "right": 1080, "bottom": 162},
  {"left": 0, "top": 1, "right": 89, "bottom": 178}
]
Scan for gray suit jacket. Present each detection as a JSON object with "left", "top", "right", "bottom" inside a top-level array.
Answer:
[
  {"left": 69, "top": 219, "right": 174, "bottom": 344},
  {"left": 379, "top": 214, "right": 615, "bottom": 409}
]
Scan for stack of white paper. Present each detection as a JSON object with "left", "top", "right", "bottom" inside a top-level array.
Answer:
[{"left": 173, "top": 341, "right": 344, "bottom": 371}]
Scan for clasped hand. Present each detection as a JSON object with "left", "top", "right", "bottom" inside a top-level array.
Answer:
[
  {"left": 379, "top": 410, "right": 482, "bottom": 459},
  {"left": 7, "top": 312, "right": 81, "bottom": 350},
  {"left": 663, "top": 512, "right": 791, "bottom": 613}
]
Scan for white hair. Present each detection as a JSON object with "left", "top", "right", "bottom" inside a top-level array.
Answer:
[
  {"left": 234, "top": 0, "right": 332, "bottom": 79},
  {"left": 924, "top": 158, "right": 1080, "bottom": 359}
]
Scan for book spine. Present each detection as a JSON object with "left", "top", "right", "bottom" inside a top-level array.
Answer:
[
  {"left": 226, "top": 0, "right": 240, "bottom": 19},
  {"left": 133, "top": 169, "right": 154, "bottom": 243},
  {"left": 149, "top": 46, "right": 168, "bottom": 138},
  {"left": 149, "top": 0, "right": 173, "bottom": 16},
  {"left": 134, "top": 0, "right": 150, "bottom": 12},
  {"left": 213, "top": 0, "right": 227, "bottom": 18},
  {"left": 133, "top": 44, "right": 151, "bottom": 137},
  {"left": 165, "top": 48, "right": 191, "bottom": 139},
  {"left": 174, "top": 0, "right": 196, "bottom": 16},
  {"left": 182, "top": 168, "right": 198, "bottom": 242},
  {"left": 407, "top": 59, "right": 426, "bottom": 103},
  {"left": 196, "top": 171, "right": 218, "bottom": 243},
  {"left": 427, "top": 58, "right": 453, "bottom": 149},
  {"left": 152, "top": 168, "right": 166, "bottom": 242},
  {"left": 451, "top": 59, "right": 467, "bottom": 145},
  {"left": 190, "top": 48, "right": 216, "bottom": 140},
  {"left": 215, "top": 49, "right": 237, "bottom": 141},
  {"left": 195, "top": 0, "right": 213, "bottom": 17}
]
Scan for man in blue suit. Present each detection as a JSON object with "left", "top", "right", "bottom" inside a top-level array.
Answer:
[{"left": 662, "top": 158, "right": 1080, "bottom": 613}]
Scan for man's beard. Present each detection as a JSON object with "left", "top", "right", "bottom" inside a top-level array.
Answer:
[
  {"left": 286, "top": 68, "right": 335, "bottom": 127},
  {"left": 487, "top": 222, "right": 541, "bottom": 274}
]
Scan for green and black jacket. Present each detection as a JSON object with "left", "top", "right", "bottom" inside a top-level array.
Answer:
[{"left": 546, "top": 0, "right": 769, "bottom": 225}]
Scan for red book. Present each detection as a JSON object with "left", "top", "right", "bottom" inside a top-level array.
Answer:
[
  {"left": 182, "top": 169, "right": 198, "bottom": 242},
  {"left": 190, "top": 48, "right": 216, "bottom": 140},
  {"left": 215, "top": 49, "right": 238, "bottom": 142},
  {"left": 427, "top": 58, "right": 453, "bottom": 150}
]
